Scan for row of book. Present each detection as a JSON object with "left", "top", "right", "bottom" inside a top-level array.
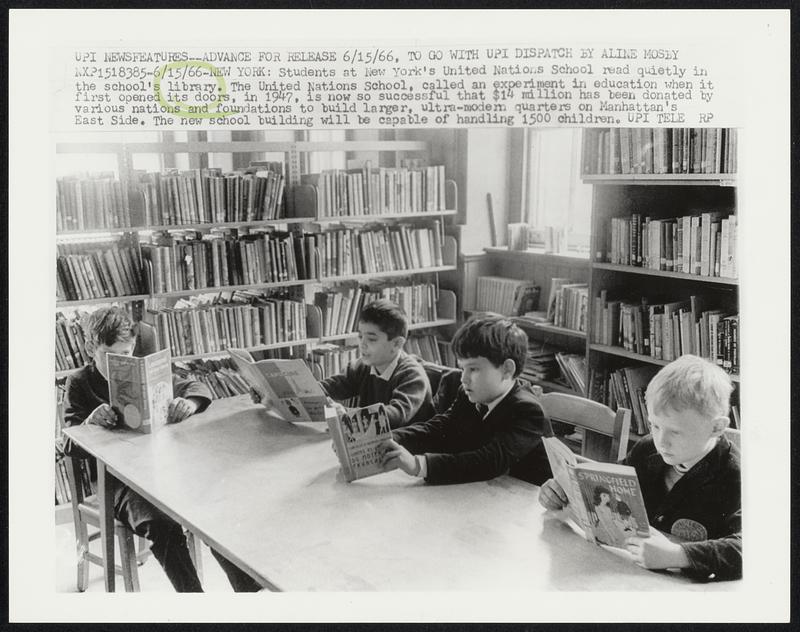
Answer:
[
  {"left": 56, "top": 238, "right": 145, "bottom": 301},
  {"left": 519, "top": 344, "right": 560, "bottom": 385},
  {"left": 588, "top": 365, "right": 659, "bottom": 436},
  {"left": 139, "top": 222, "right": 446, "bottom": 296},
  {"left": 404, "top": 334, "right": 454, "bottom": 367},
  {"left": 549, "top": 279, "right": 589, "bottom": 333},
  {"left": 476, "top": 277, "right": 541, "bottom": 317},
  {"left": 593, "top": 291, "right": 740, "bottom": 373},
  {"left": 173, "top": 357, "right": 250, "bottom": 400},
  {"left": 582, "top": 128, "right": 737, "bottom": 175},
  {"left": 56, "top": 174, "right": 131, "bottom": 232},
  {"left": 55, "top": 311, "right": 90, "bottom": 371},
  {"left": 607, "top": 212, "right": 737, "bottom": 278},
  {"left": 554, "top": 352, "right": 587, "bottom": 395},
  {"left": 315, "top": 282, "right": 440, "bottom": 339},
  {"left": 130, "top": 164, "right": 286, "bottom": 227},
  {"left": 299, "top": 162, "right": 447, "bottom": 217},
  {"left": 148, "top": 294, "right": 309, "bottom": 358}
]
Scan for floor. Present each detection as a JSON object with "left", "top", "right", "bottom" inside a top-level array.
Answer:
[{"left": 55, "top": 520, "right": 235, "bottom": 592}]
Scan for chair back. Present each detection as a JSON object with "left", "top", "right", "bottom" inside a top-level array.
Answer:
[{"left": 539, "top": 392, "right": 632, "bottom": 463}]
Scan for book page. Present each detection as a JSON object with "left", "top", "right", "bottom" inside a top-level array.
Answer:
[{"left": 9, "top": 7, "right": 789, "bottom": 624}]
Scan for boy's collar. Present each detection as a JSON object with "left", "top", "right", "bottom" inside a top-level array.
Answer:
[
  {"left": 369, "top": 351, "right": 403, "bottom": 381},
  {"left": 481, "top": 380, "right": 516, "bottom": 418}
]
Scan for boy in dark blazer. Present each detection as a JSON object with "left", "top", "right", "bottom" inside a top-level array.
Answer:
[{"left": 380, "top": 314, "right": 552, "bottom": 484}]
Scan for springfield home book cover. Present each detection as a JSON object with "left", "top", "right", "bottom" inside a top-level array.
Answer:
[
  {"left": 543, "top": 436, "right": 649, "bottom": 549},
  {"left": 328, "top": 403, "right": 395, "bottom": 482},
  {"left": 228, "top": 348, "right": 331, "bottom": 422},
  {"left": 107, "top": 348, "right": 174, "bottom": 434}
]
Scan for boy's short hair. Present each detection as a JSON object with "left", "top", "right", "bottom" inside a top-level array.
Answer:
[
  {"left": 359, "top": 298, "right": 408, "bottom": 340},
  {"left": 84, "top": 306, "right": 135, "bottom": 348},
  {"left": 451, "top": 313, "right": 528, "bottom": 377},
  {"left": 645, "top": 354, "right": 733, "bottom": 420}
]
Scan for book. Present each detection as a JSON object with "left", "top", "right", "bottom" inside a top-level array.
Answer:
[
  {"left": 542, "top": 437, "right": 650, "bottom": 549},
  {"left": 107, "top": 348, "right": 174, "bottom": 434},
  {"left": 327, "top": 403, "right": 395, "bottom": 482},
  {"left": 229, "top": 348, "right": 331, "bottom": 422}
]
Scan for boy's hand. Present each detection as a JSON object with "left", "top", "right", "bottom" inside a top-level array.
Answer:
[
  {"left": 625, "top": 528, "right": 690, "bottom": 570},
  {"left": 167, "top": 397, "right": 199, "bottom": 424},
  {"left": 380, "top": 439, "right": 417, "bottom": 475},
  {"left": 538, "top": 478, "right": 569, "bottom": 510},
  {"left": 86, "top": 404, "right": 118, "bottom": 429}
]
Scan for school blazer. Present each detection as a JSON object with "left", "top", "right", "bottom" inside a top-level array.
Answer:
[
  {"left": 624, "top": 435, "right": 742, "bottom": 581},
  {"left": 392, "top": 380, "right": 553, "bottom": 485}
]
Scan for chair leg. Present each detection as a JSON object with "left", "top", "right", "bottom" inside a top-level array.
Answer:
[
  {"left": 186, "top": 531, "right": 203, "bottom": 584},
  {"left": 118, "top": 528, "right": 140, "bottom": 592},
  {"left": 136, "top": 536, "right": 149, "bottom": 566},
  {"left": 75, "top": 520, "right": 90, "bottom": 592}
]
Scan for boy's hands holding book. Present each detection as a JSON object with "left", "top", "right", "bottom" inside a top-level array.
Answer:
[
  {"left": 167, "top": 397, "right": 199, "bottom": 423},
  {"left": 625, "top": 527, "right": 689, "bottom": 570},
  {"left": 538, "top": 478, "right": 569, "bottom": 511},
  {"left": 380, "top": 439, "right": 419, "bottom": 476},
  {"left": 86, "top": 404, "right": 118, "bottom": 429}
]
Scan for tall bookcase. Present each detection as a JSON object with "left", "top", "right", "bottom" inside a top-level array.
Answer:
[
  {"left": 54, "top": 136, "right": 460, "bottom": 516},
  {"left": 582, "top": 128, "right": 739, "bottom": 436}
]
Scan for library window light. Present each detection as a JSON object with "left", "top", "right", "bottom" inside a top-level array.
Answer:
[{"left": 523, "top": 128, "right": 592, "bottom": 256}]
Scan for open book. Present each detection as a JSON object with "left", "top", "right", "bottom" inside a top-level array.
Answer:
[
  {"left": 327, "top": 403, "right": 395, "bottom": 482},
  {"left": 229, "top": 348, "right": 331, "bottom": 422},
  {"left": 543, "top": 436, "right": 649, "bottom": 549},
  {"left": 107, "top": 348, "right": 174, "bottom": 434}
]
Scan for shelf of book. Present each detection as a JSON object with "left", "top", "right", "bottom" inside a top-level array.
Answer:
[
  {"left": 56, "top": 294, "right": 151, "bottom": 308},
  {"left": 171, "top": 338, "right": 320, "bottom": 363},
  {"left": 515, "top": 320, "right": 588, "bottom": 340},
  {"left": 589, "top": 343, "right": 740, "bottom": 382},
  {"left": 55, "top": 218, "right": 314, "bottom": 238},
  {"left": 311, "top": 209, "right": 457, "bottom": 223},
  {"left": 319, "top": 265, "right": 456, "bottom": 285},
  {"left": 318, "top": 319, "right": 458, "bottom": 343},
  {"left": 482, "top": 246, "right": 589, "bottom": 266},
  {"left": 591, "top": 263, "right": 738, "bottom": 286}
]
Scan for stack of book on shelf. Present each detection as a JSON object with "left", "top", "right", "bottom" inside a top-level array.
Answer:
[
  {"left": 130, "top": 163, "right": 285, "bottom": 226},
  {"left": 310, "top": 222, "right": 444, "bottom": 278},
  {"left": 582, "top": 128, "right": 737, "bottom": 175},
  {"left": 308, "top": 343, "right": 360, "bottom": 380},
  {"left": 476, "top": 277, "right": 540, "bottom": 317},
  {"left": 55, "top": 311, "right": 90, "bottom": 371},
  {"left": 57, "top": 173, "right": 131, "bottom": 231},
  {"left": 405, "top": 334, "right": 454, "bottom": 367},
  {"left": 316, "top": 282, "right": 439, "bottom": 338},
  {"left": 141, "top": 228, "right": 314, "bottom": 294},
  {"left": 593, "top": 291, "right": 739, "bottom": 374},
  {"left": 172, "top": 358, "right": 250, "bottom": 400},
  {"left": 554, "top": 352, "right": 587, "bottom": 395},
  {"left": 608, "top": 212, "right": 737, "bottom": 278},
  {"left": 56, "top": 235, "right": 145, "bottom": 301},
  {"left": 520, "top": 344, "right": 560, "bottom": 386},
  {"left": 299, "top": 161, "right": 446, "bottom": 217},
  {"left": 148, "top": 291, "right": 308, "bottom": 357},
  {"left": 546, "top": 278, "right": 589, "bottom": 333}
]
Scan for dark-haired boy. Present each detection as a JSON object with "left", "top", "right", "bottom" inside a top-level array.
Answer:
[
  {"left": 380, "top": 314, "right": 553, "bottom": 484},
  {"left": 63, "top": 306, "right": 261, "bottom": 592},
  {"left": 319, "top": 298, "right": 435, "bottom": 429}
]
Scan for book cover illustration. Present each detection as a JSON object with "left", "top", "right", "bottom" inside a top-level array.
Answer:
[
  {"left": 327, "top": 403, "right": 394, "bottom": 482},
  {"left": 573, "top": 462, "right": 650, "bottom": 548},
  {"left": 107, "top": 348, "right": 173, "bottom": 434},
  {"left": 229, "top": 348, "right": 330, "bottom": 422}
]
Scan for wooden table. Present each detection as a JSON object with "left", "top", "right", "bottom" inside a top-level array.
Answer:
[{"left": 63, "top": 395, "right": 735, "bottom": 592}]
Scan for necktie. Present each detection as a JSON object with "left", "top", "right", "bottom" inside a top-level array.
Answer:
[{"left": 476, "top": 403, "right": 489, "bottom": 418}]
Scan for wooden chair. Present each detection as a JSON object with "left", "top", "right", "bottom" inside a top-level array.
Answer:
[
  {"left": 723, "top": 427, "right": 741, "bottom": 451},
  {"left": 539, "top": 392, "right": 632, "bottom": 463}
]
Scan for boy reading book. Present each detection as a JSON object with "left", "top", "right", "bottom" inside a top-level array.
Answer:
[
  {"left": 63, "top": 307, "right": 261, "bottom": 592},
  {"left": 318, "top": 299, "right": 435, "bottom": 428},
  {"left": 539, "top": 354, "right": 741, "bottom": 581},
  {"left": 380, "top": 314, "right": 553, "bottom": 484}
]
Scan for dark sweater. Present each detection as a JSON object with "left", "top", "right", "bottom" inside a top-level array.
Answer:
[
  {"left": 63, "top": 363, "right": 212, "bottom": 463},
  {"left": 391, "top": 380, "right": 553, "bottom": 485},
  {"left": 623, "top": 435, "right": 741, "bottom": 581},
  {"left": 320, "top": 351, "right": 434, "bottom": 429}
]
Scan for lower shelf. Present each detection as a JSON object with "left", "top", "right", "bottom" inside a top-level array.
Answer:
[{"left": 590, "top": 344, "right": 740, "bottom": 382}]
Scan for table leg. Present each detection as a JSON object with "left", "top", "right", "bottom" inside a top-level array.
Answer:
[{"left": 97, "top": 462, "right": 116, "bottom": 592}]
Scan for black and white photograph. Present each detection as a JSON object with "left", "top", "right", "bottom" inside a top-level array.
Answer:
[{"left": 7, "top": 7, "right": 790, "bottom": 624}]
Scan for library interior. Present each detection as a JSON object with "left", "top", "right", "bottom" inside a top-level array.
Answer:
[{"left": 53, "top": 126, "right": 740, "bottom": 592}]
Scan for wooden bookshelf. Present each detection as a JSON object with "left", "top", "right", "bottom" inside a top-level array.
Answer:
[{"left": 592, "top": 262, "right": 738, "bottom": 286}]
